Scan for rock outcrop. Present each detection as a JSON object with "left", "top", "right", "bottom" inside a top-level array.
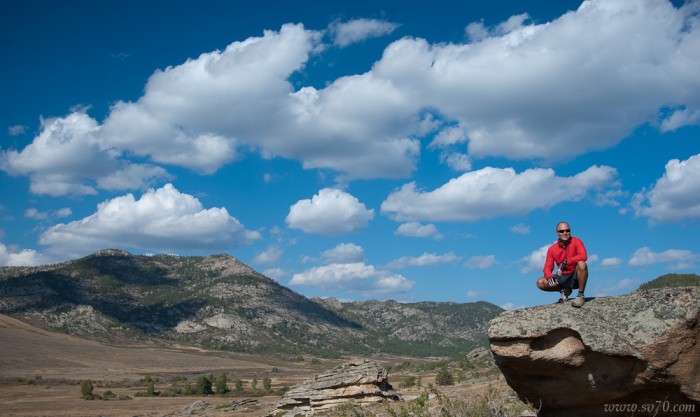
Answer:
[
  {"left": 269, "top": 359, "right": 398, "bottom": 416},
  {"left": 488, "top": 287, "right": 700, "bottom": 417}
]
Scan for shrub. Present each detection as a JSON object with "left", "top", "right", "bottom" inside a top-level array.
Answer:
[
  {"left": 195, "top": 375, "right": 213, "bottom": 395},
  {"left": 435, "top": 367, "right": 454, "bottom": 386},
  {"left": 80, "top": 380, "right": 94, "bottom": 400},
  {"left": 214, "top": 373, "right": 228, "bottom": 395},
  {"left": 399, "top": 376, "right": 417, "bottom": 388}
]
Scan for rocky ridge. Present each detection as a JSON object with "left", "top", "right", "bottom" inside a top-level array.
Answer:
[
  {"left": 488, "top": 287, "right": 700, "bottom": 417},
  {"left": 0, "top": 249, "right": 501, "bottom": 356}
]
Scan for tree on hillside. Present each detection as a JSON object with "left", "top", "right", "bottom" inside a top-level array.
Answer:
[
  {"left": 80, "top": 380, "right": 94, "bottom": 400},
  {"left": 435, "top": 366, "right": 454, "bottom": 386},
  {"left": 196, "top": 375, "right": 213, "bottom": 395},
  {"left": 214, "top": 373, "right": 229, "bottom": 395}
]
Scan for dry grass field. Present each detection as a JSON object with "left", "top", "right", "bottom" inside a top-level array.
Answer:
[{"left": 0, "top": 314, "right": 517, "bottom": 417}]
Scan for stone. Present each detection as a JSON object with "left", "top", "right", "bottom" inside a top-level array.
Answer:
[
  {"left": 269, "top": 359, "right": 398, "bottom": 416},
  {"left": 488, "top": 287, "right": 700, "bottom": 417}
]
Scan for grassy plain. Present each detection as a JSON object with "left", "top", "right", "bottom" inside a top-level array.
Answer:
[{"left": 0, "top": 314, "right": 517, "bottom": 417}]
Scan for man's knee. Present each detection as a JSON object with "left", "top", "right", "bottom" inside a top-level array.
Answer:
[{"left": 577, "top": 260, "right": 587, "bottom": 271}]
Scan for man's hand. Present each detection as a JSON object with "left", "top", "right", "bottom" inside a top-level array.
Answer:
[{"left": 547, "top": 277, "right": 557, "bottom": 286}]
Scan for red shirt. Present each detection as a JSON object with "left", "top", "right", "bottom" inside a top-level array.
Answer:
[{"left": 543, "top": 236, "right": 587, "bottom": 278}]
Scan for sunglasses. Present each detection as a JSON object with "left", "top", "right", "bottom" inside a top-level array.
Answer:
[{"left": 557, "top": 229, "right": 571, "bottom": 233}]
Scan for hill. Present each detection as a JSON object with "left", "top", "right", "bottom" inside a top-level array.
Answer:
[
  {"left": 0, "top": 249, "right": 502, "bottom": 357},
  {"left": 638, "top": 273, "right": 700, "bottom": 291}
]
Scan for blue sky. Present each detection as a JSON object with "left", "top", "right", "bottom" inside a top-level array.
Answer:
[{"left": 1, "top": 0, "right": 699, "bottom": 309}]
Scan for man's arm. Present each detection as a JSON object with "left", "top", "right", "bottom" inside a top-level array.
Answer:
[
  {"left": 568, "top": 238, "right": 588, "bottom": 264},
  {"left": 543, "top": 246, "right": 555, "bottom": 278}
]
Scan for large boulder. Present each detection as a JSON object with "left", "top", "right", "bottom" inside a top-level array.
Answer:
[
  {"left": 269, "top": 359, "right": 398, "bottom": 417},
  {"left": 488, "top": 287, "right": 700, "bottom": 417}
]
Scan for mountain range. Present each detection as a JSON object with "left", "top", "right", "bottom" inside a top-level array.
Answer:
[{"left": 0, "top": 249, "right": 503, "bottom": 357}]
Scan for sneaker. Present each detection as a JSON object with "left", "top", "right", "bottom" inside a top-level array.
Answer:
[
  {"left": 559, "top": 289, "right": 572, "bottom": 303},
  {"left": 572, "top": 293, "right": 585, "bottom": 308}
]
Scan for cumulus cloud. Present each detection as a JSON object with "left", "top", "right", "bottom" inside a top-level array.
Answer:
[
  {"left": 465, "top": 255, "right": 497, "bottom": 269},
  {"left": 382, "top": 165, "right": 617, "bottom": 222},
  {"left": 321, "top": 243, "right": 365, "bottom": 263},
  {"left": 601, "top": 257, "right": 623, "bottom": 267},
  {"left": 520, "top": 244, "right": 550, "bottom": 274},
  {"left": 510, "top": 223, "right": 530, "bottom": 234},
  {"left": 632, "top": 153, "right": 700, "bottom": 223},
  {"left": 8, "top": 125, "right": 27, "bottom": 136},
  {"left": 0, "top": 112, "right": 171, "bottom": 196},
  {"left": 286, "top": 188, "right": 374, "bottom": 235},
  {"left": 330, "top": 18, "right": 399, "bottom": 47},
  {"left": 386, "top": 252, "right": 460, "bottom": 269},
  {"left": 5, "top": 1, "right": 700, "bottom": 194},
  {"left": 374, "top": 0, "right": 700, "bottom": 162},
  {"left": 253, "top": 245, "right": 284, "bottom": 265},
  {"left": 594, "top": 277, "right": 642, "bottom": 297},
  {"left": 0, "top": 243, "right": 48, "bottom": 266},
  {"left": 263, "top": 267, "right": 288, "bottom": 281},
  {"left": 395, "top": 222, "right": 443, "bottom": 239},
  {"left": 39, "top": 184, "right": 260, "bottom": 257},
  {"left": 24, "top": 207, "right": 72, "bottom": 220},
  {"left": 660, "top": 107, "right": 700, "bottom": 132},
  {"left": 8, "top": 1, "right": 699, "bottom": 191},
  {"left": 289, "top": 262, "right": 414, "bottom": 298},
  {"left": 628, "top": 246, "right": 698, "bottom": 269}
]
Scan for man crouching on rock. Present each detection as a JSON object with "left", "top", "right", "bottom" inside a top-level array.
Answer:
[{"left": 536, "top": 221, "right": 588, "bottom": 307}]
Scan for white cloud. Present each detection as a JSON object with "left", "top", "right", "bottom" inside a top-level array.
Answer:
[
  {"left": 0, "top": 243, "right": 48, "bottom": 266},
  {"left": 628, "top": 246, "right": 698, "bottom": 269},
  {"left": 465, "top": 255, "right": 497, "bottom": 269},
  {"left": 466, "top": 290, "right": 483, "bottom": 298},
  {"left": 395, "top": 222, "right": 443, "bottom": 239},
  {"left": 321, "top": 243, "right": 365, "bottom": 263},
  {"left": 39, "top": 184, "right": 260, "bottom": 257},
  {"left": 601, "top": 257, "right": 623, "bottom": 267},
  {"left": 24, "top": 207, "right": 72, "bottom": 220},
  {"left": 520, "top": 244, "right": 550, "bottom": 274},
  {"left": 286, "top": 188, "right": 374, "bottom": 235},
  {"left": 510, "top": 223, "right": 530, "bottom": 234},
  {"left": 594, "top": 277, "right": 642, "bottom": 297},
  {"left": 632, "top": 153, "right": 700, "bottom": 223},
  {"left": 6, "top": 1, "right": 700, "bottom": 191},
  {"left": 263, "top": 267, "right": 288, "bottom": 281},
  {"left": 0, "top": 112, "right": 171, "bottom": 196},
  {"left": 386, "top": 252, "right": 460, "bottom": 269},
  {"left": 382, "top": 165, "right": 617, "bottom": 222},
  {"left": 660, "top": 107, "right": 700, "bottom": 132},
  {"left": 253, "top": 245, "right": 284, "bottom": 265},
  {"left": 96, "top": 163, "right": 173, "bottom": 191},
  {"left": 289, "top": 262, "right": 414, "bottom": 298},
  {"left": 8, "top": 125, "right": 27, "bottom": 136},
  {"left": 500, "top": 302, "right": 525, "bottom": 311},
  {"left": 330, "top": 18, "right": 399, "bottom": 47},
  {"left": 373, "top": 0, "right": 700, "bottom": 162}
]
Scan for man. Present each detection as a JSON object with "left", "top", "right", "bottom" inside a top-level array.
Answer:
[{"left": 536, "top": 221, "right": 588, "bottom": 307}]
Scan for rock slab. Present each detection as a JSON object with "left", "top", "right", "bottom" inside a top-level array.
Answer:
[
  {"left": 488, "top": 287, "right": 700, "bottom": 417},
  {"left": 270, "top": 359, "right": 398, "bottom": 416}
]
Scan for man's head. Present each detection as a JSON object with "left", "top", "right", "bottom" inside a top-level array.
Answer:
[{"left": 556, "top": 222, "right": 571, "bottom": 241}]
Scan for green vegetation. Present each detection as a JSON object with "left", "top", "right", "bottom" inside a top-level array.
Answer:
[
  {"left": 435, "top": 366, "right": 455, "bottom": 386},
  {"left": 214, "top": 373, "right": 229, "bottom": 395},
  {"left": 0, "top": 251, "right": 503, "bottom": 357},
  {"left": 80, "top": 380, "right": 94, "bottom": 400},
  {"left": 638, "top": 273, "right": 700, "bottom": 291}
]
